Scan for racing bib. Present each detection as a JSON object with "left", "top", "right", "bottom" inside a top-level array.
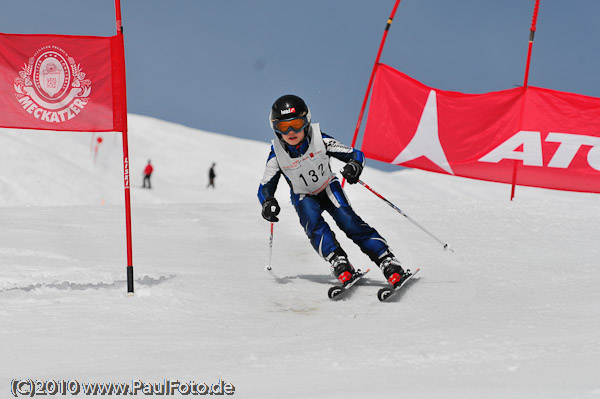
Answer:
[{"left": 273, "top": 123, "right": 334, "bottom": 195}]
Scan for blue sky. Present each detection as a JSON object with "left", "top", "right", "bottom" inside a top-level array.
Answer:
[{"left": 2, "top": 1, "right": 599, "bottom": 170}]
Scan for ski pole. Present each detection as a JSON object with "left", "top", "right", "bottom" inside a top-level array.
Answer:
[
  {"left": 265, "top": 222, "right": 274, "bottom": 271},
  {"left": 358, "top": 180, "right": 454, "bottom": 252}
]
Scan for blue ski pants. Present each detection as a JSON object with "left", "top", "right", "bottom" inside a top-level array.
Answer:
[{"left": 291, "top": 179, "right": 389, "bottom": 263}]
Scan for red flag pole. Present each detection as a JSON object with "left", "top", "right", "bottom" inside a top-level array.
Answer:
[
  {"left": 343, "top": 0, "right": 402, "bottom": 186},
  {"left": 511, "top": 0, "right": 541, "bottom": 200},
  {"left": 350, "top": 0, "right": 402, "bottom": 149},
  {"left": 523, "top": 0, "right": 540, "bottom": 88},
  {"left": 114, "top": 0, "right": 134, "bottom": 295}
]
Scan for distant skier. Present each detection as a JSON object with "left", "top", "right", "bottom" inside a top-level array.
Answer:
[
  {"left": 143, "top": 160, "right": 153, "bottom": 189},
  {"left": 258, "top": 95, "right": 407, "bottom": 287},
  {"left": 207, "top": 163, "right": 216, "bottom": 188}
]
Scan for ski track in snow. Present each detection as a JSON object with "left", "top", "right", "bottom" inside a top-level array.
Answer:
[{"left": 1, "top": 115, "right": 600, "bottom": 398}]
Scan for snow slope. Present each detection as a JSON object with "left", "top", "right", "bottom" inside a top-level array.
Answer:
[{"left": 1, "top": 115, "right": 599, "bottom": 398}]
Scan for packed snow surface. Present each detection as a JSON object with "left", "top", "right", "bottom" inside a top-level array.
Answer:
[{"left": 1, "top": 115, "right": 599, "bottom": 398}]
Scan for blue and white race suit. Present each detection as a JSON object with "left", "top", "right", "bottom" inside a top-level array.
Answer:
[{"left": 258, "top": 123, "right": 390, "bottom": 263}]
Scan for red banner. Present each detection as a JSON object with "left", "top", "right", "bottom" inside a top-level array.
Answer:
[
  {"left": 363, "top": 64, "right": 600, "bottom": 193},
  {"left": 0, "top": 32, "right": 126, "bottom": 132}
]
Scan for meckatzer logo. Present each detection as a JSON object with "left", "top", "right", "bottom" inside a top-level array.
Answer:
[{"left": 13, "top": 45, "right": 91, "bottom": 123}]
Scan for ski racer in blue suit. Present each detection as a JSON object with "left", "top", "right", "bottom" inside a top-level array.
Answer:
[{"left": 258, "top": 94, "right": 407, "bottom": 287}]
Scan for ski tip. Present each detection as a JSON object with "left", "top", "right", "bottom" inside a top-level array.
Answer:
[
  {"left": 377, "top": 287, "right": 393, "bottom": 302},
  {"left": 328, "top": 285, "right": 343, "bottom": 300}
]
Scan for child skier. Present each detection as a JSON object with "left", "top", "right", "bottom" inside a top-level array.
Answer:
[{"left": 257, "top": 94, "right": 407, "bottom": 287}]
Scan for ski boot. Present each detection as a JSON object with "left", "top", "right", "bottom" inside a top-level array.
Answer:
[
  {"left": 378, "top": 254, "right": 407, "bottom": 288},
  {"left": 330, "top": 254, "right": 356, "bottom": 286}
]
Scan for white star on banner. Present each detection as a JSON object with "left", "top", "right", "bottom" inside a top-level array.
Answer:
[{"left": 391, "top": 90, "right": 454, "bottom": 175}]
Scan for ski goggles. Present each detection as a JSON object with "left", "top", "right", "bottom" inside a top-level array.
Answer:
[{"left": 273, "top": 116, "right": 309, "bottom": 135}]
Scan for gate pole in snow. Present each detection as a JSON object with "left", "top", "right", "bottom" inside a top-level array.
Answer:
[
  {"left": 511, "top": 0, "right": 541, "bottom": 200},
  {"left": 115, "top": 0, "right": 134, "bottom": 295},
  {"left": 344, "top": 0, "right": 402, "bottom": 186}
]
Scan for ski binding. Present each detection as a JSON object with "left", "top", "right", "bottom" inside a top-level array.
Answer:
[
  {"left": 377, "top": 268, "right": 420, "bottom": 302},
  {"left": 327, "top": 268, "right": 370, "bottom": 300}
]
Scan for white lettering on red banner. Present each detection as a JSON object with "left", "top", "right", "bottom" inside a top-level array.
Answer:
[
  {"left": 480, "top": 131, "right": 600, "bottom": 171},
  {"left": 0, "top": 32, "right": 125, "bottom": 132},
  {"left": 362, "top": 64, "right": 600, "bottom": 193}
]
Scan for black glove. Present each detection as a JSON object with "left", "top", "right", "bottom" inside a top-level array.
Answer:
[
  {"left": 341, "top": 160, "right": 363, "bottom": 184},
  {"left": 261, "top": 198, "right": 280, "bottom": 222}
]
